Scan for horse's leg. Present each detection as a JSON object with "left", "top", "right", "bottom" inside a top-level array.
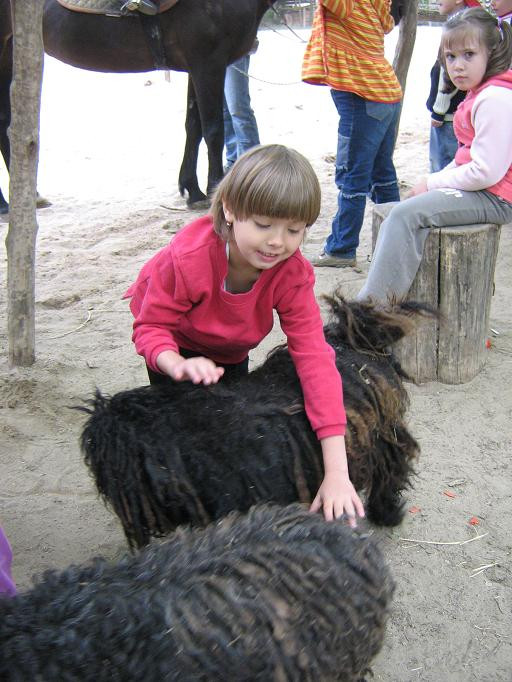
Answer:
[
  {"left": 190, "top": 66, "right": 225, "bottom": 198},
  {"left": 0, "top": 83, "right": 10, "bottom": 214},
  {"left": 178, "top": 76, "right": 208, "bottom": 208},
  {"left": 0, "top": 1, "right": 12, "bottom": 215},
  {"left": 0, "top": 189, "right": 7, "bottom": 214}
]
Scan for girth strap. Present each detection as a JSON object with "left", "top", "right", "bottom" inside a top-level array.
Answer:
[{"left": 138, "top": 14, "right": 169, "bottom": 70}]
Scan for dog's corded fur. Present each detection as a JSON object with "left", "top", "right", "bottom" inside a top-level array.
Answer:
[
  {"left": 0, "top": 504, "right": 395, "bottom": 682},
  {"left": 79, "top": 292, "right": 433, "bottom": 549}
]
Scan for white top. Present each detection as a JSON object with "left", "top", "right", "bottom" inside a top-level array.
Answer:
[{"left": 427, "top": 85, "right": 512, "bottom": 192}]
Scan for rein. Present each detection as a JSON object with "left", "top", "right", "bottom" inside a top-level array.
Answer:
[
  {"left": 267, "top": 3, "right": 308, "bottom": 44},
  {"left": 230, "top": 62, "right": 302, "bottom": 87},
  {"left": 227, "top": 1, "right": 309, "bottom": 86}
]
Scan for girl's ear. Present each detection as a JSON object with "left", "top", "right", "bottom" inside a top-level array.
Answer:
[{"left": 222, "top": 200, "right": 234, "bottom": 224}]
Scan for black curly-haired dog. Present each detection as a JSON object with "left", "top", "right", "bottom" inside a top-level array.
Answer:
[
  {"left": 0, "top": 504, "right": 395, "bottom": 682},
  {"left": 80, "top": 293, "right": 431, "bottom": 548}
]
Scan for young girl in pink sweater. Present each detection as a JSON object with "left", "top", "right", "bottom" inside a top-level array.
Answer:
[
  {"left": 359, "top": 8, "right": 512, "bottom": 303},
  {"left": 125, "top": 144, "right": 365, "bottom": 525}
]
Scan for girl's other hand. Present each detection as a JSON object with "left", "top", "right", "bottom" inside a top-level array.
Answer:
[
  {"left": 406, "top": 178, "right": 429, "bottom": 198},
  {"left": 169, "top": 357, "right": 225, "bottom": 385},
  {"left": 309, "top": 472, "right": 365, "bottom": 527}
]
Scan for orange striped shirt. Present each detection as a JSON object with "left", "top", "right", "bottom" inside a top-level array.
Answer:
[{"left": 302, "top": 0, "right": 402, "bottom": 103}]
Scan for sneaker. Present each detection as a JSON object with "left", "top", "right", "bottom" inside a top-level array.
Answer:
[{"left": 310, "top": 250, "right": 357, "bottom": 268}]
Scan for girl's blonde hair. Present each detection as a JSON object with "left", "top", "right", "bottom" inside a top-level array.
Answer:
[
  {"left": 441, "top": 7, "right": 512, "bottom": 83},
  {"left": 210, "top": 144, "right": 321, "bottom": 239}
]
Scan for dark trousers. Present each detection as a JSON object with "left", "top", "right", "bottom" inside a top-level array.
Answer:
[{"left": 146, "top": 347, "right": 249, "bottom": 387}]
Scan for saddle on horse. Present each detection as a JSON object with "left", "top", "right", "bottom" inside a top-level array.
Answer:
[{"left": 56, "top": 0, "right": 178, "bottom": 17}]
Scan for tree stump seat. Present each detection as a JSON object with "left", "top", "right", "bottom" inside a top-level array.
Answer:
[{"left": 372, "top": 202, "right": 502, "bottom": 384}]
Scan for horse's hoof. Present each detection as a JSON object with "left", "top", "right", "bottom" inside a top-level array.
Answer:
[
  {"left": 186, "top": 197, "right": 210, "bottom": 211},
  {"left": 179, "top": 181, "right": 208, "bottom": 207},
  {"left": 36, "top": 195, "right": 52, "bottom": 209}
]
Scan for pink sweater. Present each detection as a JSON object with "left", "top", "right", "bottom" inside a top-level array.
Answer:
[
  {"left": 124, "top": 216, "right": 347, "bottom": 439},
  {"left": 427, "top": 70, "right": 512, "bottom": 202}
]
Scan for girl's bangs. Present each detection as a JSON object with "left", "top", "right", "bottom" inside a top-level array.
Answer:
[
  {"left": 235, "top": 165, "right": 320, "bottom": 226},
  {"left": 442, "top": 24, "right": 482, "bottom": 52},
  {"left": 249, "top": 177, "right": 319, "bottom": 225}
]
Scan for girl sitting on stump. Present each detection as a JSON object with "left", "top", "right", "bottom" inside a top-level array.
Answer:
[{"left": 358, "top": 8, "right": 512, "bottom": 304}]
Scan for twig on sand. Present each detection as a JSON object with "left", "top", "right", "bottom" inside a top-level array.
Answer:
[
  {"left": 470, "top": 561, "right": 498, "bottom": 578},
  {"left": 48, "top": 309, "right": 92, "bottom": 339},
  {"left": 399, "top": 533, "right": 488, "bottom": 547},
  {"left": 494, "top": 595, "right": 505, "bottom": 614},
  {"left": 159, "top": 204, "right": 189, "bottom": 212}
]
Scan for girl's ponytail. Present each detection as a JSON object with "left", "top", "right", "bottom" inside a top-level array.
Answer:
[{"left": 488, "top": 16, "right": 512, "bottom": 79}]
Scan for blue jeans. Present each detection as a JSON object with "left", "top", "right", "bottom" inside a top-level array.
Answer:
[
  {"left": 429, "top": 121, "right": 458, "bottom": 172},
  {"left": 224, "top": 55, "right": 260, "bottom": 167},
  {"left": 325, "top": 90, "right": 401, "bottom": 259}
]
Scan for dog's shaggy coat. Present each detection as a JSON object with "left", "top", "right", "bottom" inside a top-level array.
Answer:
[
  {"left": 0, "top": 504, "right": 395, "bottom": 681},
  {"left": 80, "top": 293, "right": 429, "bottom": 548}
]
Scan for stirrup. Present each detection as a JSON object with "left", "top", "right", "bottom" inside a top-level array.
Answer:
[{"left": 121, "top": 0, "right": 158, "bottom": 15}]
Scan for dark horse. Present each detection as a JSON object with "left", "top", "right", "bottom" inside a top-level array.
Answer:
[
  {"left": 0, "top": 0, "right": 405, "bottom": 214},
  {"left": 0, "top": 0, "right": 277, "bottom": 213}
]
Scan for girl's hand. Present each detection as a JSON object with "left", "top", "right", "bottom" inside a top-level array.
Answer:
[
  {"left": 312, "top": 434, "right": 364, "bottom": 527},
  {"left": 169, "top": 356, "right": 224, "bottom": 385},
  {"left": 406, "top": 178, "right": 429, "bottom": 198},
  {"left": 156, "top": 350, "right": 224, "bottom": 385},
  {"left": 431, "top": 118, "right": 443, "bottom": 128},
  {"left": 310, "top": 472, "right": 365, "bottom": 527}
]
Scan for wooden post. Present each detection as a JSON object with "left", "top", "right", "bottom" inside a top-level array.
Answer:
[
  {"left": 392, "top": 0, "right": 418, "bottom": 94},
  {"left": 372, "top": 203, "right": 501, "bottom": 384},
  {"left": 391, "top": 0, "right": 418, "bottom": 145},
  {"left": 6, "top": 1, "right": 44, "bottom": 367}
]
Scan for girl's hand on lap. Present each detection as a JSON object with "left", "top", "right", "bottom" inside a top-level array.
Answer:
[
  {"left": 310, "top": 472, "right": 365, "bottom": 527},
  {"left": 169, "top": 357, "right": 224, "bottom": 385},
  {"left": 407, "top": 178, "right": 429, "bottom": 198}
]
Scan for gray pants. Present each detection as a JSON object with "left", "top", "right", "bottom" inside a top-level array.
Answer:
[{"left": 357, "top": 188, "right": 512, "bottom": 303}]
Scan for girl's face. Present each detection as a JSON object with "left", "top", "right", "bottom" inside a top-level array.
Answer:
[
  {"left": 491, "top": 0, "right": 512, "bottom": 17},
  {"left": 438, "top": 0, "right": 463, "bottom": 16},
  {"left": 223, "top": 205, "right": 306, "bottom": 273},
  {"left": 444, "top": 38, "right": 489, "bottom": 91}
]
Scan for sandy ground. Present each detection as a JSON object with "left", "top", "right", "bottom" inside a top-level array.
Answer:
[{"left": 1, "top": 23, "right": 511, "bottom": 681}]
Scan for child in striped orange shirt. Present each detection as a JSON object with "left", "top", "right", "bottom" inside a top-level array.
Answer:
[{"left": 302, "top": 0, "right": 402, "bottom": 268}]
